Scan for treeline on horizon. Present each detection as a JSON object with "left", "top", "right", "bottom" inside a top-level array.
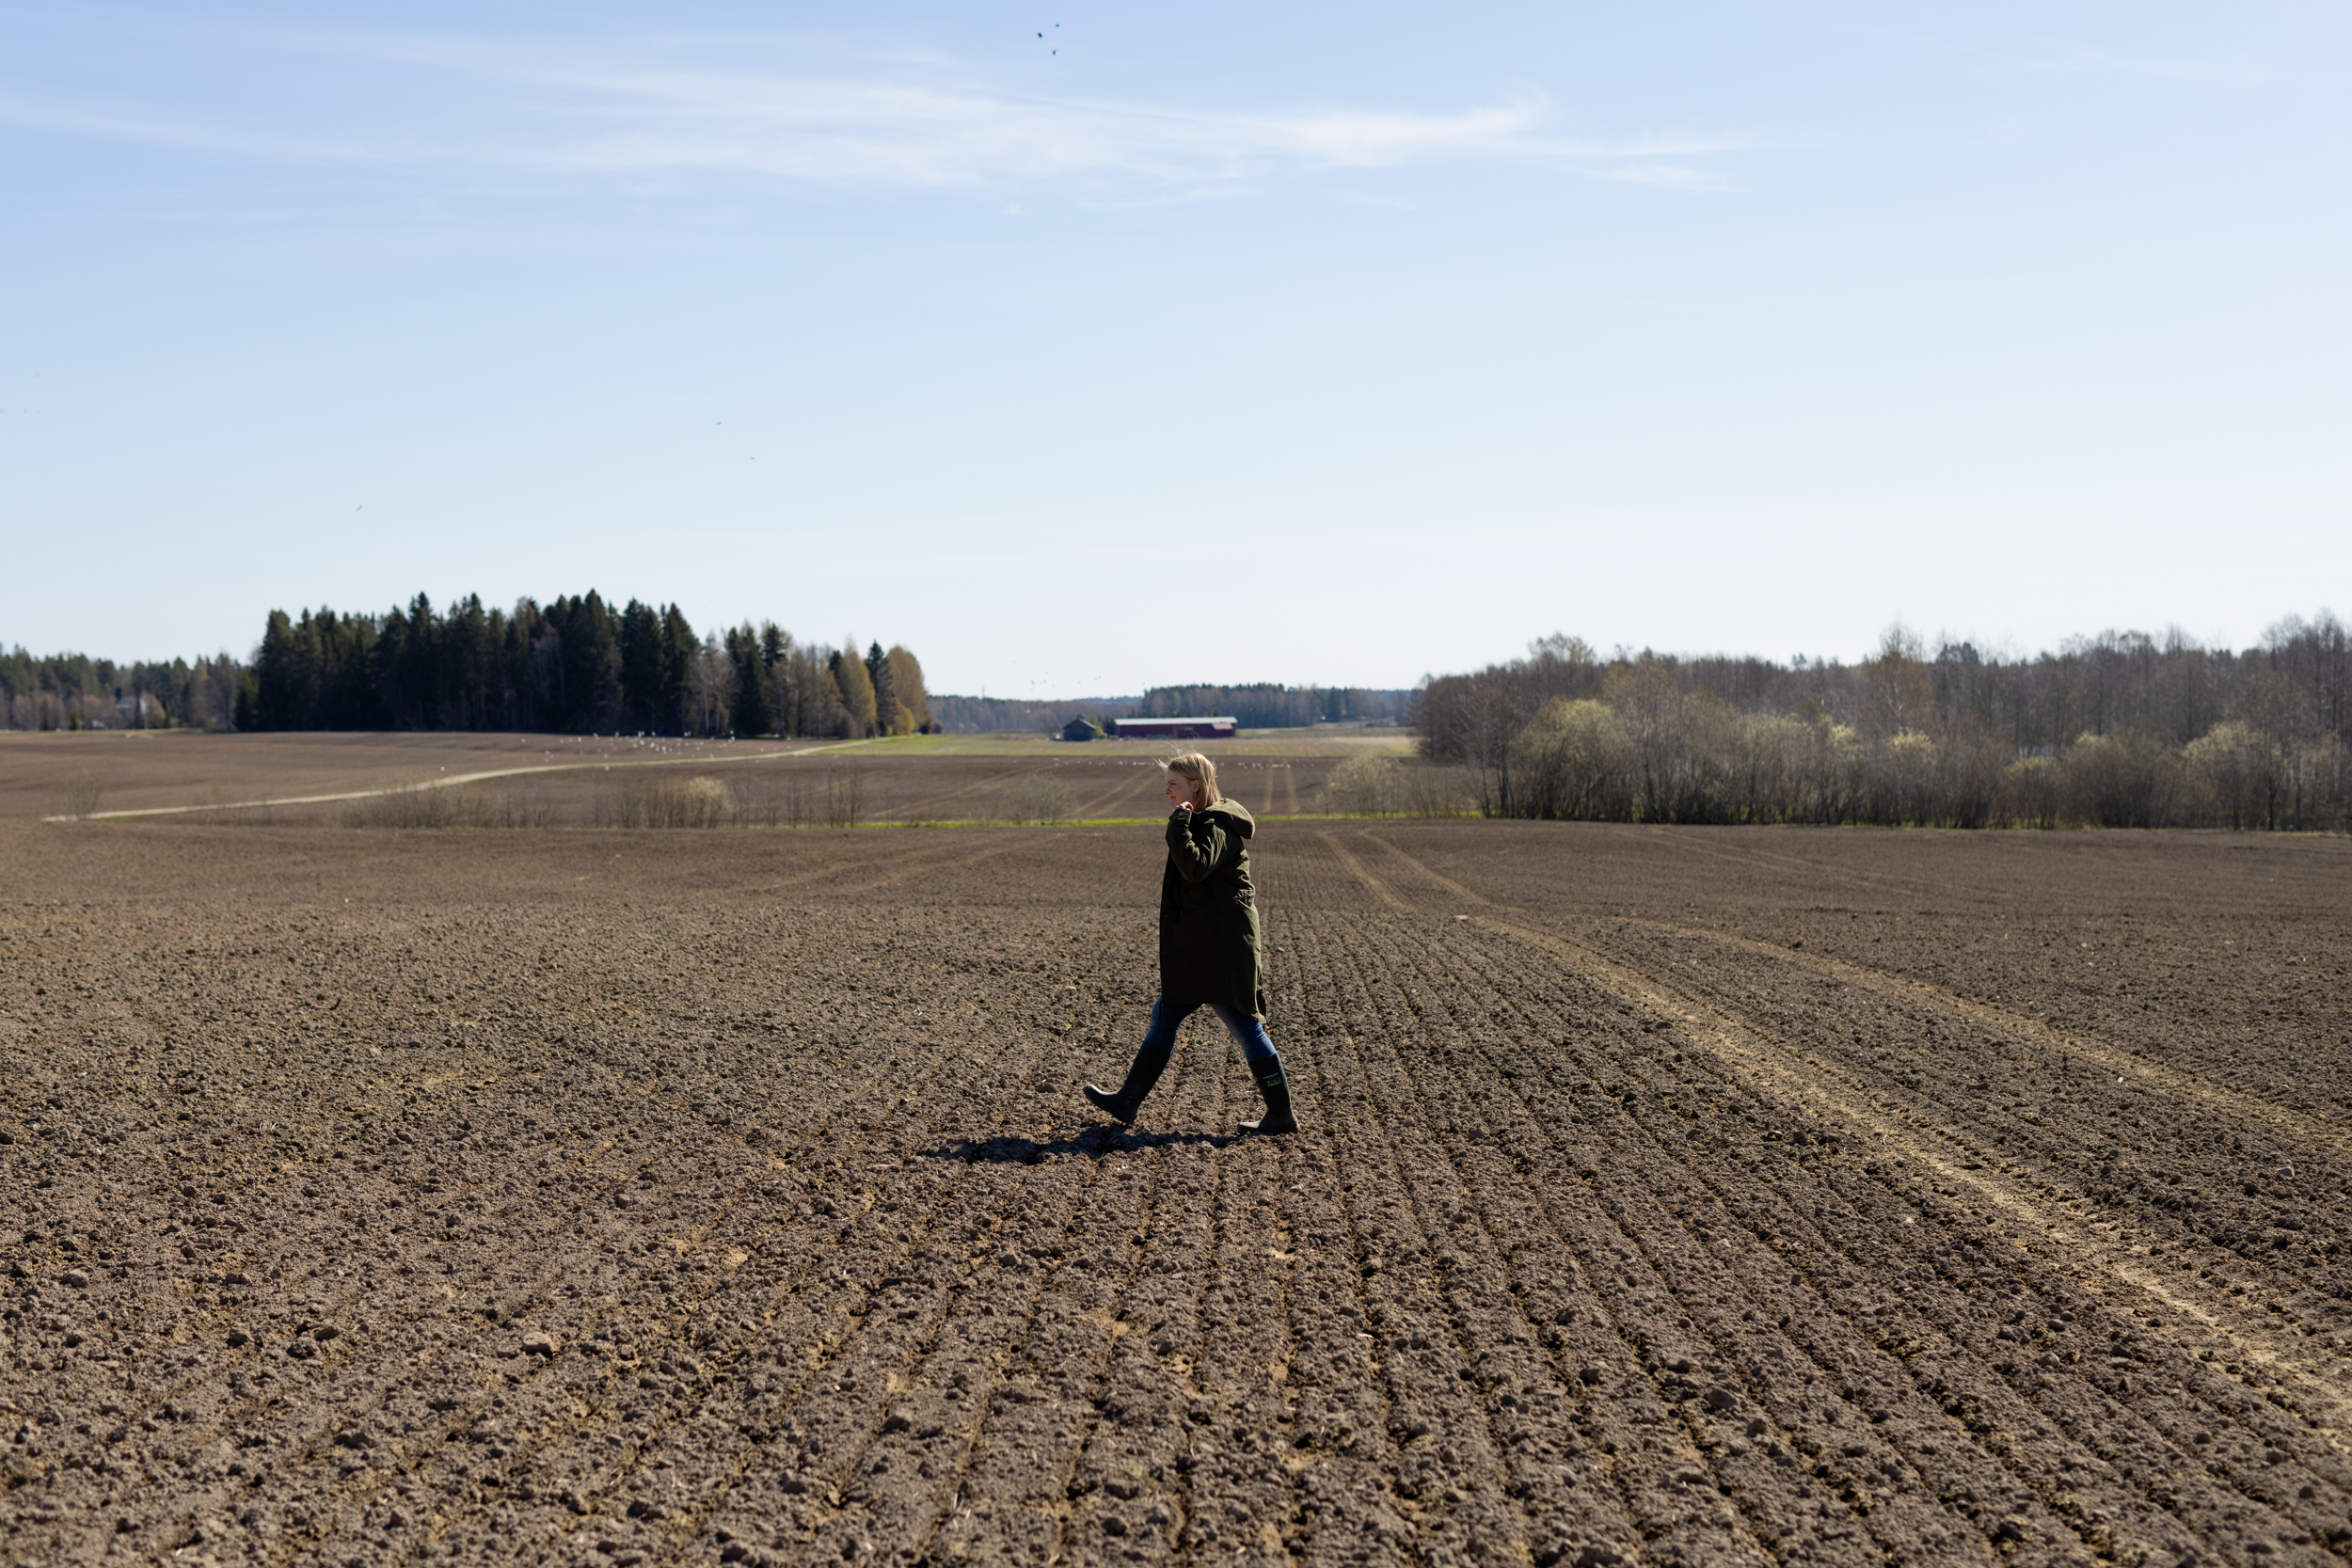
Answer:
[
  {"left": 1414, "top": 613, "right": 2351, "bottom": 831},
  {"left": 0, "top": 594, "right": 937, "bottom": 739},
  {"left": 1, "top": 646, "right": 245, "bottom": 733},
  {"left": 240, "top": 594, "right": 939, "bottom": 738}
]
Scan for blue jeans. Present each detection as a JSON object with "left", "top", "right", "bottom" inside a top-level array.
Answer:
[{"left": 1142, "top": 996, "right": 1279, "bottom": 1070}]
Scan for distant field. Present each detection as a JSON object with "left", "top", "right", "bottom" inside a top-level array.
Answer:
[
  {"left": 0, "top": 730, "right": 1411, "bottom": 826},
  {"left": 0, "top": 732, "right": 803, "bottom": 823}
]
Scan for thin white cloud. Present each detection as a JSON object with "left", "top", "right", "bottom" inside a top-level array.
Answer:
[{"left": 0, "top": 28, "right": 1756, "bottom": 193}]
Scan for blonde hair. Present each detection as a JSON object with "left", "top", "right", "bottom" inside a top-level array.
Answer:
[{"left": 1162, "top": 752, "right": 1221, "bottom": 807}]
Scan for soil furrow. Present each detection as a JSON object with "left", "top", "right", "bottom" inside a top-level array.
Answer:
[
  {"left": 1316, "top": 832, "right": 1410, "bottom": 911},
  {"left": 1344, "top": 914, "right": 1926, "bottom": 1566},
  {"left": 1637, "top": 830, "right": 2021, "bottom": 908},
  {"left": 190, "top": 927, "right": 1105, "bottom": 1565},
  {"left": 1473, "top": 915, "right": 2352, "bottom": 1454},
  {"left": 1296, "top": 914, "right": 1662, "bottom": 1565},
  {"left": 421, "top": 927, "right": 1135, "bottom": 1563},
  {"left": 1422, "top": 928, "right": 2207, "bottom": 1564},
  {"left": 1613, "top": 915, "right": 2352, "bottom": 1164},
  {"left": 1568, "top": 915, "right": 2351, "bottom": 1345},
  {"left": 1438, "top": 917, "right": 2347, "bottom": 1560},
  {"left": 1359, "top": 918, "right": 2041, "bottom": 1565}
]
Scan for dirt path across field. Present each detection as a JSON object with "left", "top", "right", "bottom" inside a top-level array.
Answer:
[{"left": 41, "top": 742, "right": 867, "bottom": 823}]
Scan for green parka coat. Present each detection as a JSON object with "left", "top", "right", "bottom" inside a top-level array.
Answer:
[{"left": 1160, "top": 800, "right": 1266, "bottom": 1020}]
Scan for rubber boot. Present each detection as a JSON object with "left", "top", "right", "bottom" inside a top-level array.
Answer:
[
  {"left": 1084, "top": 1041, "right": 1171, "bottom": 1126},
  {"left": 1239, "top": 1058, "right": 1298, "bottom": 1135}
]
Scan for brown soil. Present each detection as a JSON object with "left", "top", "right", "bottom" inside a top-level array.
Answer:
[
  {"left": 0, "top": 733, "right": 1340, "bottom": 828},
  {"left": 4, "top": 816, "right": 2349, "bottom": 1566}
]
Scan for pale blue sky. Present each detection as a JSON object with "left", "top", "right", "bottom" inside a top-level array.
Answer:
[{"left": 2, "top": 2, "right": 2344, "bottom": 696}]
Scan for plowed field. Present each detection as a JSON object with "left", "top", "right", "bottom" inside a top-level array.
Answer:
[{"left": 4, "top": 818, "right": 2349, "bottom": 1567}]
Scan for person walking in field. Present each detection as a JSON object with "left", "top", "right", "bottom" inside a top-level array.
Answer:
[{"left": 1083, "top": 752, "right": 1298, "bottom": 1135}]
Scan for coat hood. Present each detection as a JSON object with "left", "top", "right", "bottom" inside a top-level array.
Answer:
[{"left": 1200, "top": 799, "right": 1255, "bottom": 838}]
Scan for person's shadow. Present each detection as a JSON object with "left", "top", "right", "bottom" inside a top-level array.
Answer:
[{"left": 920, "top": 1125, "right": 1232, "bottom": 1164}]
